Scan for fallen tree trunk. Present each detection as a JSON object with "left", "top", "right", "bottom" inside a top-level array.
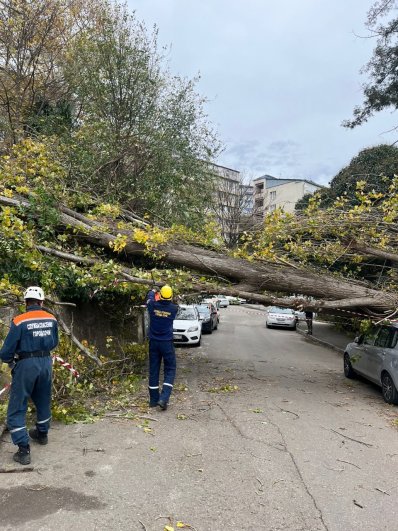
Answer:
[{"left": 3, "top": 195, "right": 398, "bottom": 315}]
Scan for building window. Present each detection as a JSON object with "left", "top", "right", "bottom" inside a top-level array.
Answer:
[
  {"left": 255, "top": 199, "right": 264, "bottom": 207},
  {"left": 270, "top": 191, "right": 276, "bottom": 200},
  {"left": 255, "top": 183, "right": 264, "bottom": 193}
]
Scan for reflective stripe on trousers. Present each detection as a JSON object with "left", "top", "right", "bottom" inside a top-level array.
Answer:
[
  {"left": 148, "top": 339, "right": 176, "bottom": 404},
  {"left": 7, "top": 357, "right": 52, "bottom": 446}
]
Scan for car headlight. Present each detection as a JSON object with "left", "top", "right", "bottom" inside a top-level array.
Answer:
[{"left": 187, "top": 326, "right": 199, "bottom": 332}]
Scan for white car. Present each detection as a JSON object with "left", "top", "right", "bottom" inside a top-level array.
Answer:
[
  {"left": 216, "top": 295, "right": 229, "bottom": 308},
  {"left": 173, "top": 305, "right": 202, "bottom": 346},
  {"left": 266, "top": 306, "right": 297, "bottom": 330},
  {"left": 226, "top": 296, "right": 247, "bottom": 305}
]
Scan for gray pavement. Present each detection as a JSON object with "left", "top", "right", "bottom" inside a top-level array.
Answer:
[
  {"left": 1, "top": 306, "right": 398, "bottom": 531},
  {"left": 296, "top": 320, "right": 355, "bottom": 352}
]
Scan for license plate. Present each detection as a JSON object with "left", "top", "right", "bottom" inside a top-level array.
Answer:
[{"left": 173, "top": 334, "right": 182, "bottom": 340}]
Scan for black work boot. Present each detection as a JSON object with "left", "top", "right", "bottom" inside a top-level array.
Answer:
[
  {"left": 13, "top": 445, "right": 31, "bottom": 465},
  {"left": 157, "top": 400, "right": 168, "bottom": 410},
  {"left": 29, "top": 428, "right": 48, "bottom": 445}
]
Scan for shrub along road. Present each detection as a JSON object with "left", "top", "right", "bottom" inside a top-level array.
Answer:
[{"left": 1, "top": 306, "right": 397, "bottom": 530}]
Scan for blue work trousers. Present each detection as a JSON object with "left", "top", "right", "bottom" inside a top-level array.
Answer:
[
  {"left": 148, "top": 339, "right": 176, "bottom": 404},
  {"left": 7, "top": 357, "right": 52, "bottom": 447}
]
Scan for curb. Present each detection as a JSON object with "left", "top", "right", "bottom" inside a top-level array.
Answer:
[{"left": 296, "top": 326, "right": 344, "bottom": 354}]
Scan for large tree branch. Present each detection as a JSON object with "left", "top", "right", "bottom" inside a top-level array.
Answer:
[
  {"left": 347, "top": 240, "right": 398, "bottom": 264},
  {"left": 2, "top": 195, "right": 397, "bottom": 313}
]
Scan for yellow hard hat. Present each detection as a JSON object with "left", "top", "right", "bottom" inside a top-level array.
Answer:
[{"left": 160, "top": 285, "right": 173, "bottom": 300}]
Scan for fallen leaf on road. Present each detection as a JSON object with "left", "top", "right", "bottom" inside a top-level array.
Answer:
[{"left": 164, "top": 526, "right": 174, "bottom": 531}]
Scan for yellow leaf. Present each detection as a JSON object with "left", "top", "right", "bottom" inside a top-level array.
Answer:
[
  {"left": 164, "top": 526, "right": 174, "bottom": 531},
  {"left": 177, "top": 523, "right": 189, "bottom": 528}
]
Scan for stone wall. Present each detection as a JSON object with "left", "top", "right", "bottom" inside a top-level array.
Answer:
[{"left": 0, "top": 300, "right": 146, "bottom": 358}]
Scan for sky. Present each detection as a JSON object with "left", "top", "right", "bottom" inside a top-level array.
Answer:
[{"left": 127, "top": 0, "right": 397, "bottom": 185}]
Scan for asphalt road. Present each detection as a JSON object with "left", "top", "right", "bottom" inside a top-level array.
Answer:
[{"left": 1, "top": 306, "right": 398, "bottom": 531}]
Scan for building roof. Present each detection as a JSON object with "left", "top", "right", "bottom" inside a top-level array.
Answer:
[{"left": 253, "top": 174, "right": 323, "bottom": 189}]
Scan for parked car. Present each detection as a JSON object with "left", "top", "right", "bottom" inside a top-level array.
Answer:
[
  {"left": 216, "top": 295, "right": 229, "bottom": 308},
  {"left": 344, "top": 322, "right": 398, "bottom": 404},
  {"left": 294, "top": 310, "right": 306, "bottom": 321},
  {"left": 173, "top": 305, "right": 202, "bottom": 346},
  {"left": 226, "top": 296, "right": 247, "bottom": 305},
  {"left": 266, "top": 307, "right": 297, "bottom": 330},
  {"left": 202, "top": 299, "right": 220, "bottom": 323},
  {"left": 196, "top": 304, "right": 218, "bottom": 333}
]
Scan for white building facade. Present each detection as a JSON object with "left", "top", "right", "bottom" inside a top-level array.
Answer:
[{"left": 252, "top": 175, "right": 322, "bottom": 219}]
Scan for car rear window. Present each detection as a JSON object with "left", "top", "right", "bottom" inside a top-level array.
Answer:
[{"left": 269, "top": 307, "right": 294, "bottom": 314}]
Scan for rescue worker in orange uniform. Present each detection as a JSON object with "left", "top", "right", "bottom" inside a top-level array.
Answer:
[{"left": 0, "top": 287, "right": 58, "bottom": 465}]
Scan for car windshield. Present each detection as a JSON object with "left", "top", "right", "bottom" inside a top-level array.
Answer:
[
  {"left": 177, "top": 308, "right": 197, "bottom": 320},
  {"left": 269, "top": 307, "right": 294, "bottom": 314},
  {"left": 197, "top": 306, "right": 210, "bottom": 316}
]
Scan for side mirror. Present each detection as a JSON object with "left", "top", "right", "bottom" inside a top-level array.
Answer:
[{"left": 354, "top": 335, "right": 364, "bottom": 344}]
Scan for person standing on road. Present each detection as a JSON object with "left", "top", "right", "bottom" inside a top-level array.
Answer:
[
  {"left": 146, "top": 285, "right": 178, "bottom": 410},
  {"left": 0, "top": 286, "right": 58, "bottom": 465},
  {"left": 305, "top": 310, "right": 313, "bottom": 335}
]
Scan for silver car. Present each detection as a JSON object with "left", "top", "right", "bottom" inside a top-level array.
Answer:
[
  {"left": 344, "top": 323, "right": 398, "bottom": 404},
  {"left": 266, "top": 307, "right": 297, "bottom": 330}
]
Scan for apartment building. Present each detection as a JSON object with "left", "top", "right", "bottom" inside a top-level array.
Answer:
[{"left": 252, "top": 174, "right": 322, "bottom": 219}]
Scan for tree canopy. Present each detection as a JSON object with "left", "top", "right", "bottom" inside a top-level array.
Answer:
[
  {"left": 343, "top": 0, "right": 398, "bottom": 129},
  {"left": 296, "top": 144, "right": 398, "bottom": 209},
  {"left": 0, "top": 0, "right": 221, "bottom": 227}
]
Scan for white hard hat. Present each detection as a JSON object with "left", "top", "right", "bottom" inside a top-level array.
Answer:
[{"left": 23, "top": 286, "right": 45, "bottom": 301}]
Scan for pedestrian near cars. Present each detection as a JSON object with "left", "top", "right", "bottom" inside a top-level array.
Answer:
[
  {"left": 0, "top": 287, "right": 58, "bottom": 465},
  {"left": 146, "top": 285, "right": 178, "bottom": 410},
  {"left": 305, "top": 310, "right": 313, "bottom": 335}
]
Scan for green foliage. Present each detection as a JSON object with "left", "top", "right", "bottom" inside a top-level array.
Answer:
[
  {"left": 296, "top": 145, "right": 398, "bottom": 210},
  {"left": 0, "top": 402, "right": 6, "bottom": 426},
  {"left": 61, "top": 2, "right": 220, "bottom": 227},
  {"left": 247, "top": 176, "right": 398, "bottom": 291},
  {"left": 49, "top": 335, "right": 148, "bottom": 423},
  {"left": 344, "top": 1, "right": 398, "bottom": 128}
]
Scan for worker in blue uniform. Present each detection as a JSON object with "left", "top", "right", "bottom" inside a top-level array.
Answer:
[
  {"left": 146, "top": 285, "right": 178, "bottom": 410},
  {"left": 0, "top": 286, "right": 59, "bottom": 465}
]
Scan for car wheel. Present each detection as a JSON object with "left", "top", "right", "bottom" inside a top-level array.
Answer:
[
  {"left": 208, "top": 326, "right": 213, "bottom": 334},
  {"left": 197, "top": 337, "right": 201, "bottom": 347},
  {"left": 265, "top": 322, "right": 269, "bottom": 328},
  {"left": 214, "top": 321, "right": 218, "bottom": 330},
  {"left": 381, "top": 372, "right": 398, "bottom": 404},
  {"left": 344, "top": 353, "right": 356, "bottom": 379}
]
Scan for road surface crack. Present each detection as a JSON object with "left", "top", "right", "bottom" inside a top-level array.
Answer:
[
  {"left": 215, "top": 402, "right": 286, "bottom": 453},
  {"left": 264, "top": 412, "right": 329, "bottom": 531},
  {"left": 215, "top": 401, "right": 328, "bottom": 531}
]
